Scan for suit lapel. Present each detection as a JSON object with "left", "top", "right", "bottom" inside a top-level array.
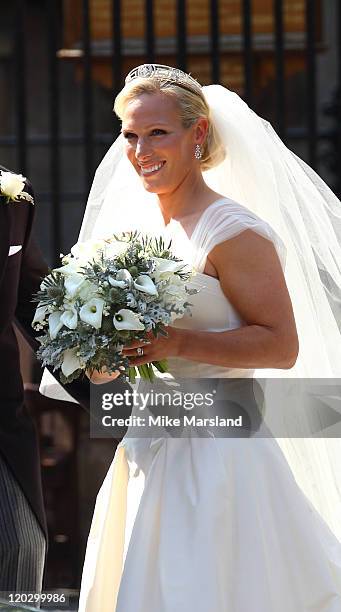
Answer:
[
  {"left": 0, "top": 165, "right": 35, "bottom": 258},
  {"left": 22, "top": 197, "right": 35, "bottom": 254},
  {"left": 0, "top": 203, "right": 11, "bottom": 287}
]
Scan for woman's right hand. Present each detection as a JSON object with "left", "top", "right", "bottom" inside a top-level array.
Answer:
[{"left": 85, "top": 367, "right": 122, "bottom": 385}]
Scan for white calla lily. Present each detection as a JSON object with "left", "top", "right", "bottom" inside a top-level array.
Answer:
[
  {"left": 113, "top": 308, "right": 145, "bottom": 331},
  {"left": 32, "top": 305, "right": 48, "bottom": 327},
  {"left": 79, "top": 298, "right": 105, "bottom": 329},
  {"left": 109, "top": 269, "right": 132, "bottom": 288},
  {"left": 154, "top": 257, "right": 185, "bottom": 276},
  {"left": 134, "top": 274, "right": 158, "bottom": 296},
  {"left": 64, "top": 273, "right": 87, "bottom": 298},
  {"left": 60, "top": 305, "right": 78, "bottom": 329},
  {"left": 48, "top": 311, "right": 64, "bottom": 339},
  {"left": 116, "top": 269, "right": 132, "bottom": 282},
  {"left": 108, "top": 277, "right": 127, "bottom": 289},
  {"left": 61, "top": 349, "right": 82, "bottom": 377}
]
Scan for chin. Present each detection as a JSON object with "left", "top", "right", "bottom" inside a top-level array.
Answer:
[
  {"left": 141, "top": 182, "right": 160, "bottom": 193},
  {"left": 140, "top": 178, "right": 169, "bottom": 194}
]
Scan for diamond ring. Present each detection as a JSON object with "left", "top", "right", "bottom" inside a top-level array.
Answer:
[{"left": 136, "top": 347, "right": 144, "bottom": 356}]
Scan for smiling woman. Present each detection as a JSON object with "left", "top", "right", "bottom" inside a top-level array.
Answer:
[
  {"left": 120, "top": 91, "right": 209, "bottom": 202},
  {"left": 73, "top": 64, "right": 341, "bottom": 612},
  {"left": 115, "top": 74, "right": 225, "bottom": 180},
  {"left": 89, "top": 73, "right": 298, "bottom": 382}
]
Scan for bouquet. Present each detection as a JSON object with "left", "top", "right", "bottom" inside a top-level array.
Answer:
[{"left": 32, "top": 232, "right": 197, "bottom": 383}]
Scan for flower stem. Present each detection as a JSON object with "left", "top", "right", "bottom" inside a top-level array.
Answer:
[
  {"left": 153, "top": 359, "right": 169, "bottom": 374},
  {"left": 128, "top": 366, "right": 137, "bottom": 383},
  {"left": 138, "top": 363, "right": 152, "bottom": 381},
  {"left": 147, "top": 363, "right": 155, "bottom": 381}
]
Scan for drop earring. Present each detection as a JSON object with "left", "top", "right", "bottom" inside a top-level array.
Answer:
[{"left": 194, "top": 144, "right": 202, "bottom": 160}]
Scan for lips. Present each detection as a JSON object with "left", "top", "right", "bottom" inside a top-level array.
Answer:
[{"left": 138, "top": 161, "right": 166, "bottom": 175}]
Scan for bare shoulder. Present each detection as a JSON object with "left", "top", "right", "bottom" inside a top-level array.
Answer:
[
  {"left": 208, "top": 229, "right": 294, "bottom": 329},
  {"left": 209, "top": 229, "right": 284, "bottom": 278}
]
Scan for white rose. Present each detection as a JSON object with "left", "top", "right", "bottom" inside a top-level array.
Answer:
[
  {"left": 161, "top": 276, "right": 188, "bottom": 308},
  {"left": 103, "top": 239, "right": 128, "bottom": 258},
  {"left": 0, "top": 172, "right": 26, "bottom": 199},
  {"left": 165, "top": 274, "right": 186, "bottom": 292},
  {"left": 165, "top": 280, "right": 186, "bottom": 296},
  {"left": 53, "top": 259, "right": 81, "bottom": 275},
  {"left": 77, "top": 280, "right": 99, "bottom": 302},
  {"left": 64, "top": 273, "right": 87, "bottom": 298},
  {"left": 71, "top": 239, "right": 105, "bottom": 263}
]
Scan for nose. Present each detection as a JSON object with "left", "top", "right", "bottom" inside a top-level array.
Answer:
[{"left": 135, "top": 137, "right": 153, "bottom": 161}]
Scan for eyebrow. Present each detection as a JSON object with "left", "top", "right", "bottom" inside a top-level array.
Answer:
[{"left": 122, "top": 122, "right": 169, "bottom": 133}]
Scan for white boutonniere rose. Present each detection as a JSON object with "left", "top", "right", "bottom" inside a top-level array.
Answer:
[{"left": 0, "top": 171, "right": 34, "bottom": 204}]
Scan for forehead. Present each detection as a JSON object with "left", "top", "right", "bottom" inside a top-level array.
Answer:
[{"left": 122, "top": 92, "right": 181, "bottom": 127}]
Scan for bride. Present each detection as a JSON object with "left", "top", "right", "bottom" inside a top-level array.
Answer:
[{"left": 71, "top": 65, "right": 341, "bottom": 611}]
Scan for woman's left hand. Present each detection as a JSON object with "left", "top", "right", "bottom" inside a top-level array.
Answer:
[{"left": 122, "top": 327, "right": 182, "bottom": 366}]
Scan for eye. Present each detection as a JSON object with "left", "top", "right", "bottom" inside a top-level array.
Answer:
[
  {"left": 122, "top": 131, "right": 136, "bottom": 140},
  {"left": 151, "top": 129, "right": 166, "bottom": 136}
]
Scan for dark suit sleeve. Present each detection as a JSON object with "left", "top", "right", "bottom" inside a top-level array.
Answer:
[
  {"left": 13, "top": 177, "right": 48, "bottom": 348},
  {"left": 14, "top": 233, "right": 91, "bottom": 411},
  {"left": 13, "top": 182, "right": 91, "bottom": 412},
  {"left": 15, "top": 235, "right": 48, "bottom": 350}
]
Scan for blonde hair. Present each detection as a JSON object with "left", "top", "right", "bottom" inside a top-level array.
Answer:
[{"left": 114, "top": 77, "right": 225, "bottom": 171}]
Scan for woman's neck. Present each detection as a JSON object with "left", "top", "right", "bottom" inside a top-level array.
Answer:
[{"left": 157, "top": 172, "right": 220, "bottom": 225}]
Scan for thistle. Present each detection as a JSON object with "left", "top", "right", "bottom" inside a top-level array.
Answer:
[{"left": 33, "top": 271, "right": 65, "bottom": 307}]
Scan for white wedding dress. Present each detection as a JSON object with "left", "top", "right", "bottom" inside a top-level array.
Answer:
[{"left": 78, "top": 199, "right": 341, "bottom": 612}]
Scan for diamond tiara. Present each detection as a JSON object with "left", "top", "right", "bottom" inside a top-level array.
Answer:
[{"left": 125, "top": 64, "right": 202, "bottom": 95}]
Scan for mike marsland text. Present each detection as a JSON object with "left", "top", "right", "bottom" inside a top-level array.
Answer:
[{"left": 102, "top": 414, "right": 243, "bottom": 428}]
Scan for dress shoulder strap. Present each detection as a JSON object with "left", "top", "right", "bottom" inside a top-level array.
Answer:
[{"left": 191, "top": 198, "right": 287, "bottom": 273}]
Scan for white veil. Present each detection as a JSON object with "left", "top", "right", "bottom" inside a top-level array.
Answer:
[
  {"left": 40, "top": 81, "right": 341, "bottom": 539},
  {"left": 78, "top": 83, "right": 341, "bottom": 377}
]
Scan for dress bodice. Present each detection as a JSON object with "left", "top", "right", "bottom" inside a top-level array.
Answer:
[
  {"left": 158, "top": 196, "right": 284, "bottom": 379},
  {"left": 165, "top": 271, "right": 253, "bottom": 378}
]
